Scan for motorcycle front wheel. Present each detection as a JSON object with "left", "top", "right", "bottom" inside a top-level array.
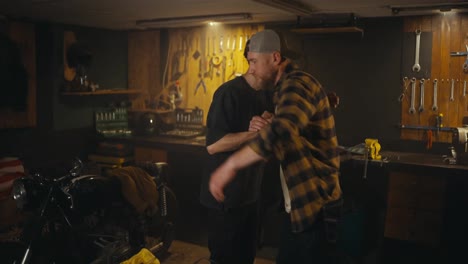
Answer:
[
  {"left": 0, "top": 241, "right": 26, "bottom": 264},
  {"left": 145, "top": 185, "right": 178, "bottom": 258}
]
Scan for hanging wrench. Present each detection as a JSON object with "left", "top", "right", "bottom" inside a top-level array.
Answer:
[
  {"left": 450, "top": 79, "right": 455, "bottom": 101},
  {"left": 412, "top": 29, "right": 422, "bottom": 72},
  {"left": 409, "top": 77, "right": 417, "bottom": 114},
  {"left": 419, "top": 78, "right": 425, "bottom": 112},
  {"left": 232, "top": 35, "right": 236, "bottom": 50},
  {"left": 464, "top": 80, "right": 467, "bottom": 97},
  {"left": 239, "top": 35, "right": 243, "bottom": 51},
  {"left": 432, "top": 79, "right": 438, "bottom": 111},
  {"left": 219, "top": 35, "right": 223, "bottom": 53}
]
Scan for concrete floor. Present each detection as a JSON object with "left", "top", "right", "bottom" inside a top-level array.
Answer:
[{"left": 159, "top": 240, "right": 276, "bottom": 264}]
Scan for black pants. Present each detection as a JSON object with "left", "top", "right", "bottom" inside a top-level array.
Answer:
[
  {"left": 206, "top": 202, "right": 259, "bottom": 264},
  {"left": 276, "top": 212, "right": 328, "bottom": 264}
]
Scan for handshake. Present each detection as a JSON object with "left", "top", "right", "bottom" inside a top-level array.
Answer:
[{"left": 249, "top": 111, "right": 274, "bottom": 132}]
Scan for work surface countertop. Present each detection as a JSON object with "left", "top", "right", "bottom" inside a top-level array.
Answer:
[
  {"left": 348, "top": 150, "right": 468, "bottom": 171},
  {"left": 134, "top": 135, "right": 206, "bottom": 147},
  {"left": 115, "top": 135, "right": 468, "bottom": 171},
  {"left": 114, "top": 134, "right": 206, "bottom": 151}
]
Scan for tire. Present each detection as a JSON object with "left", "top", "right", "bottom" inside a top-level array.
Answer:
[
  {"left": 146, "top": 185, "right": 177, "bottom": 257},
  {"left": 0, "top": 241, "right": 26, "bottom": 264}
]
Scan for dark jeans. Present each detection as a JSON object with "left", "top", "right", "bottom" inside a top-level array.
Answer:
[
  {"left": 206, "top": 202, "right": 259, "bottom": 264},
  {"left": 276, "top": 212, "right": 328, "bottom": 264}
]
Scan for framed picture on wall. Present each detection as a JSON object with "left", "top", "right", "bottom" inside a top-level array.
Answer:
[{"left": 0, "top": 21, "right": 36, "bottom": 128}]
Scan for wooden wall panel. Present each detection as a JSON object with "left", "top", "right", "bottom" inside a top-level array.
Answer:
[
  {"left": 128, "top": 30, "right": 161, "bottom": 110},
  {"left": 438, "top": 16, "right": 452, "bottom": 142},
  {"left": 127, "top": 25, "right": 264, "bottom": 125},
  {"left": 401, "top": 13, "right": 468, "bottom": 143},
  {"left": 418, "top": 17, "right": 433, "bottom": 141},
  {"left": 448, "top": 15, "right": 461, "bottom": 140},
  {"left": 162, "top": 24, "right": 264, "bottom": 124},
  {"left": 401, "top": 17, "right": 428, "bottom": 141},
  {"left": 460, "top": 17, "right": 468, "bottom": 121},
  {"left": 0, "top": 22, "right": 36, "bottom": 128},
  {"left": 430, "top": 15, "right": 445, "bottom": 142}
]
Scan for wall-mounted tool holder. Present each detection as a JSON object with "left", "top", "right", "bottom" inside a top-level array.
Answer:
[
  {"left": 94, "top": 107, "right": 131, "bottom": 137},
  {"left": 400, "top": 15, "right": 468, "bottom": 143}
]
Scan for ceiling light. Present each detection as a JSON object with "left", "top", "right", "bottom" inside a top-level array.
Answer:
[
  {"left": 390, "top": 2, "right": 468, "bottom": 15},
  {"left": 136, "top": 13, "right": 252, "bottom": 29},
  {"left": 252, "top": 0, "right": 317, "bottom": 17}
]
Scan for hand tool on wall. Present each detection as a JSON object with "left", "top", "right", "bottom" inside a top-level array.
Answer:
[
  {"left": 450, "top": 46, "right": 468, "bottom": 72},
  {"left": 419, "top": 78, "right": 425, "bottom": 112},
  {"left": 398, "top": 76, "right": 409, "bottom": 102},
  {"left": 432, "top": 79, "right": 438, "bottom": 111},
  {"left": 450, "top": 79, "right": 455, "bottom": 101},
  {"left": 212, "top": 55, "right": 222, "bottom": 77},
  {"left": 409, "top": 77, "right": 417, "bottom": 114},
  {"left": 212, "top": 36, "right": 216, "bottom": 56},
  {"left": 227, "top": 52, "right": 236, "bottom": 80},
  {"left": 195, "top": 59, "right": 207, "bottom": 95},
  {"left": 192, "top": 37, "right": 200, "bottom": 60},
  {"left": 171, "top": 37, "right": 188, "bottom": 81},
  {"left": 232, "top": 35, "right": 236, "bottom": 50},
  {"left": 239, "top": 35, "right": 243, "bottom": 51},
  {"left": 412, "top": 29, "right": 422, "bottom": 72},
  {"left": 204, "top": 35, "right": 213, "bottom": 79},
  {"left": 464, "top": 80, "right": 467, "bottom": 97},
  {"left": 221, "top": 56, "right": 226, "bottom": 83},
  {"left": 219, "top": 35, "right": 223, "bottom": 53}
]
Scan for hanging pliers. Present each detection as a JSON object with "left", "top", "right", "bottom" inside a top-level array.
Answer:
[{"left": 194, "top": 59, "right": 207, "bottom": 95}]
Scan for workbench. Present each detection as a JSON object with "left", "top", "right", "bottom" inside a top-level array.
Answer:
[
  {"left": 97, "top": 135, "right": 468, "bottom": 260},
  {"left": 341, "top": 150, "right": 468, "bottom": 262}
]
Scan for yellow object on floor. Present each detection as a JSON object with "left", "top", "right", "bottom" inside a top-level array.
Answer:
[{"left": 121, "top": 248, "right": 160, "bottom": 264}]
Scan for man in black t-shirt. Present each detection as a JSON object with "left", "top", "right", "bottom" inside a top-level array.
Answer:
[{"left": 200, "top": 40, "right": 275, "bottom": 264}]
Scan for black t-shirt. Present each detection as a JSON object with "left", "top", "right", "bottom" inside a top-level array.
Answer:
[{"left": 200, "top": 76, "right": 274, "bottom": 209}]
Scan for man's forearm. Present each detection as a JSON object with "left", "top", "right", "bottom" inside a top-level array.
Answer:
[
  {"left": 226, "top": 144, "right": 266, "bottom": 171},
  {"left": 206, "top": 131, "right": 258, "bottom": 155},
  {"left": 209, "top": 144, "right": 266, "bottom": 202}
]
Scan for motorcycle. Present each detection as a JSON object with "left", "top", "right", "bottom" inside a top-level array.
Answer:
[{"left": 3, "top": 158, "right": 177, "bottom": 264}]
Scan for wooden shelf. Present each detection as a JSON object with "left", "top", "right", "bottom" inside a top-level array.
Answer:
[
  {"left": 128, "top": 109, "right": 173, "bottom": 114},
  {"left": 61, "top": 89, "right": 143, "bottom": 96},
  {"left": 291, "top": 26, "right": 364, "bottom": 34}
]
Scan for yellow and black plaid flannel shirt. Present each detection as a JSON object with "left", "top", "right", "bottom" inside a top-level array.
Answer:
[{"left": 249, "top": 62, "right": 342, "bottom": 233}]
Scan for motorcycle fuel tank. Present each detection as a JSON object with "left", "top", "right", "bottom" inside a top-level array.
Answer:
[{"left": 67, "top": 174, "right": 122, "bottom": 215}]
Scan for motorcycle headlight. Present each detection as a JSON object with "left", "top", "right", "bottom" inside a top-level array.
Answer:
[
  {"left": 11, "top": 177, "right": 45, "bottom": 210},
  {"left": 12, "top": 179, "right": 27, "bottom": 209}
]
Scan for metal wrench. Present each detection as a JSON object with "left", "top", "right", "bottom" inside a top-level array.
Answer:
[
  {"left": 432, "top": 79, "right": 438, "bottom": 111},
  {"left": 450, "top": 79, "right": 455, "bottom": 101},
  {"left": 239, "top": 35, "right": 243, "bottom": 51},
  {"left": 464, "top": 80, "right": 467, "bottom": 97},
  {"left": 412, "top": 29, "right": 422, "bottom": 72},
  {"left": 409, "top": 77, "right": 417, "bottom": 114},
  {"left": 419, "top": 78, "right": 425, "bottom": 112}
]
